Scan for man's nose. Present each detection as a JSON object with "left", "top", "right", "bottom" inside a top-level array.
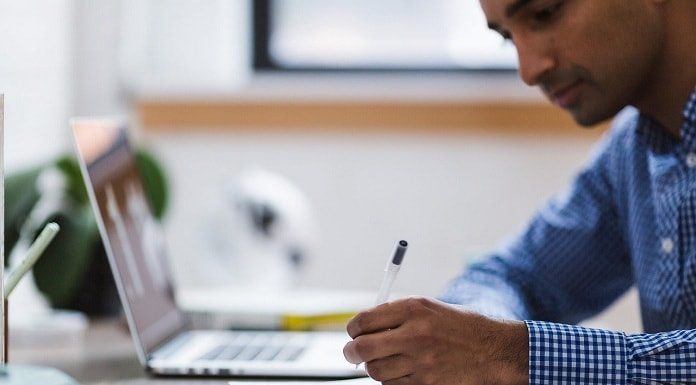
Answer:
[{"left": 515, "top": 35, "right": 556, "bottom": 86}]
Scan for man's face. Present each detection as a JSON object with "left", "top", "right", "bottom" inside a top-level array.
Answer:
[{"left": 479, "top": 0, "right": 665, "bottom": 126}]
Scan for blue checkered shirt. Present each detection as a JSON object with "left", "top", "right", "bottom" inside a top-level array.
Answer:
[{"left": 441, "top": 87, "right": 696, "bottom": 384}]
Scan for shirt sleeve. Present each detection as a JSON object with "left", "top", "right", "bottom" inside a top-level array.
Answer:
[
  {"left": 438, "top": 124, "right": 634, "bottom": 324},
  {"left": 526, "top": 320, "right": 696, "bottom": 384}
]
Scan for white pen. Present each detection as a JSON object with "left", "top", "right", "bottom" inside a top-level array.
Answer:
[
  {"left": 356, "top": 240, "right": 408, "bottom": 369},
  {"left": 374, "top": 240, "right": 408, "bottom": 305}
]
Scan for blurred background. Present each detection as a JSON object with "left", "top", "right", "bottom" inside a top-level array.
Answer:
[{"left": 1, "top": 0, "right": 639, "bottom": 334}]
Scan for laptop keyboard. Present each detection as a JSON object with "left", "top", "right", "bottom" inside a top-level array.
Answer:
[{"left": 197, "top": 332, "right": 307, "bottom": 362}]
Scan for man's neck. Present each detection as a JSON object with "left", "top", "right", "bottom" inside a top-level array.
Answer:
[{"left": 633, "top": 2, "right": 696, "bottom": 138}]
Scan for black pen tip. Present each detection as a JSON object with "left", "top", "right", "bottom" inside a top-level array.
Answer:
[{"left": 392, "top": 240, "right": 408, "bottom": 265}]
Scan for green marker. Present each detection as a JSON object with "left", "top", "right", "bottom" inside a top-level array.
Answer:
[{"left": 4, "top": 223, "right": 60, "bottom": 299}]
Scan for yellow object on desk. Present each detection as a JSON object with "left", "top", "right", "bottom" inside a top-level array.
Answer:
[{"left": 281, "top": 312, "right": 357, "bottom": 331}]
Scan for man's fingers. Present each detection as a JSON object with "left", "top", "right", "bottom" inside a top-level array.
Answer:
[
  {"left": 347, "top": 301, "right": 407, "bottom": 338},
  {"left": 343, "top": 328, "right": 405, "bottom": 364},
  {"left": 365, "top": 355, "right": 413, "bottom": 382}
]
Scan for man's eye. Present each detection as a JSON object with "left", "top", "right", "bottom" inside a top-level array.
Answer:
[{"left": 533, "top": 2, "right": 563, "bottom": 23}]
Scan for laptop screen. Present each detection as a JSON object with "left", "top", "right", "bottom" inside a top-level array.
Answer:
[{"left": 71, "top": 119, "right": 185, "bottom": 357}]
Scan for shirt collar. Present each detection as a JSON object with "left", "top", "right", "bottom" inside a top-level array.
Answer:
[{"left": 636, "top": 86, "right": 696, "bottom": 153}]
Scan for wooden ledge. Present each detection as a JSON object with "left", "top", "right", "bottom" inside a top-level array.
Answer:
[{"left": 137, "top": 100, "right": 609, "bottom": 136}]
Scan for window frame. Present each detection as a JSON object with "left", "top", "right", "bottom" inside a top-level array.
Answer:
[{"left": 252, "top": 0, "right": 517, "bottom": 73}]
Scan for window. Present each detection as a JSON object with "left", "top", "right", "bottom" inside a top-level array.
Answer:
[{"left": 254, "top": 0, "right": 518, "bottom": 71}]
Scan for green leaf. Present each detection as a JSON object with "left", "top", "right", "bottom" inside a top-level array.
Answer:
[
  {"left": 32, "top": 208, "right": 99, "bottom": 307},
  {"left": 4, "top": 167, "right": 42, "bottom": 264},
  {"left": 135, "top": 149, "right": 169, "bottom": 220}
]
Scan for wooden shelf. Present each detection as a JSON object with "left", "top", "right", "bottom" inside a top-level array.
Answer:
[{"left": 137, "top": 99, "right": 609, "bottom": 137}]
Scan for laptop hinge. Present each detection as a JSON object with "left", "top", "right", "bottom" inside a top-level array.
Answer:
[{"left": 151, "top": 331, "right": 192, "bottom": 360}]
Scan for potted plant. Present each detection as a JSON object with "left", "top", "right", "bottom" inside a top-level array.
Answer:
[{"left": 4, "top": 150, "right": 168, "bottom": 315}]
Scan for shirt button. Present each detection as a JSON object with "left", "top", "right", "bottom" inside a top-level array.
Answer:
[
  {"left": 661, "top": 238, "right": 674, "bottom": 254},
  {"left": 686, "top": 153, "right": 696, "bottom": 168}
]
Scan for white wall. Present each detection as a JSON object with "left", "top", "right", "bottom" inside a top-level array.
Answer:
[
  {"left": 0, "top": 0, "right": 73, "bottom": 170},
  {"left": 71, "top": 0, "right": 128, "bottom": 116},
  {"left": 151, "top": 131, "right": 590, "bottom": 292},
  {"left": 120, "top": 0, "right": 251, "bottom": 95}
]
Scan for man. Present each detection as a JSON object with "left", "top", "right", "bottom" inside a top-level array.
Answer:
[{"left": 343, "top": 1, "right": 696, "bottom": 384}]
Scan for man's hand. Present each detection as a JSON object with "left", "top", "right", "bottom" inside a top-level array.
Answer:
[{"left": 343, "top": 297, "right": 528, "bottom": 385}]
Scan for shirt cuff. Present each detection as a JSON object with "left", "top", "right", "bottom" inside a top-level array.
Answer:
[
  {"left": 625, "top": 329, "right": 696, "bottom": 383},
  {"left": 525, "top": 320, "right": 627, "bottom": 385}
]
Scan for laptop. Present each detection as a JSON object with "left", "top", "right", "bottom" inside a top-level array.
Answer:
[{"left": 70, "top": 118, "right": 366, "bottom": 378}]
